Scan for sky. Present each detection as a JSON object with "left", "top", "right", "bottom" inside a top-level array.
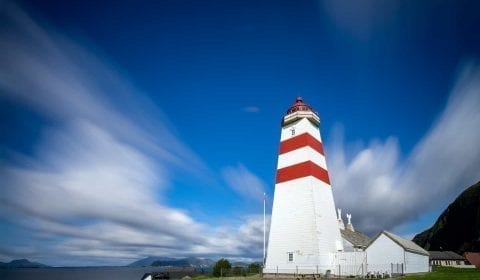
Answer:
[{"left": 0, "top": 0, "right": 480, "bottom": 266}]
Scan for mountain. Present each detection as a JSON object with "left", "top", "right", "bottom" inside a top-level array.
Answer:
[
  {"left": 151, "top": 257, "right": 214, "bottom": 267},
  {"left": 0, "top": 259, "right": 49, "bottom": 268},
  {"left": 129, "top": 257, "right": 214, "bottom": 267},
  {"left": 413, "top": 180, "right": 480, "bottom": 254},
  {"left": 128, "top": 256, "right": 177, "bottom": 267}
]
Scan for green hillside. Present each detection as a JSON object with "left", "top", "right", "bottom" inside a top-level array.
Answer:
[{"left": 413, "top": 181, "right": 480, "bottom": 254}]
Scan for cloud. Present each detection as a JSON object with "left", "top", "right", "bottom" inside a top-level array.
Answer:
[
  {"left": 0, "top": 3, "right": 208, "bottom": 176},
  {"left": 243, "top": 106, "right": 260, "bottom": 113},
  {"left": 321, "top": 1, "right": 400, "bottom": 42},
  {"left": 328, "top": 62, "right": 480, "bottom": 236},
  {"left": 0, "top": 119, "right": 212, "bottom": 265},
  {"left": 0, "top": 3, "right": 264, "bottom": 265},
  {"left": 222, "top": 164, "right": 267, "bottom": 203}
]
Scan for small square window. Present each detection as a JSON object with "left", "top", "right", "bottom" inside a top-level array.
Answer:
[{"left": 288, "top": 252, "right": 293, "bottom": 262}]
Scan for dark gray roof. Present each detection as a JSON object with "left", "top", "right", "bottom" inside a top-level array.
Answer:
[
  {"left": 367, "top": 231, "right": 430, "bottom": 256},
  {"left": 341, "top": 229, "right": 371, "bottom": 247},
  {"left": 429, "top": 251, "right": 465, "bottom": 260}
]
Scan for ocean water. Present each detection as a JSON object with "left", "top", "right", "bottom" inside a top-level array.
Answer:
[{"left": 0, "top": 266, "right": 199, "bottom": 280}]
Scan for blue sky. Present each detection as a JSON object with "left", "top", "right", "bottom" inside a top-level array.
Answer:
[{"left": 0, "top": 0, "right": 480, "bottom": 266}]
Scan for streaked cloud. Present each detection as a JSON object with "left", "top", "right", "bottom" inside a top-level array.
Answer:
[
  {"left": 0, "top": 3, "right": 264, "bottom": 265},
  {"left": 328, "top": 62, "right": 480, "bottom": 236},
  {"left": 243, "top": 106, "right": 260, "bottom": 113},
  {"left": 222, "top": 164, "right": 267, "bottom": 203}
]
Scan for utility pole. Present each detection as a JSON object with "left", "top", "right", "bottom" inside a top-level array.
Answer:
[{"left": 263, "top": 192, "right": 266, "bottom": 266}]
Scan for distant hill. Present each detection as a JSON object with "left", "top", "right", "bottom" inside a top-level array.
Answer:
[
  {"left": 128, "top": 256, "right": 177, "bottom": 267},
  {"left": 0, "top": 259, "right": 49, "bottom": 268},
  {"left": 231, "top": 261, "right": 248, "bottom": 268},
  {"left": 129, "top": 257, "right": 214, "bottom": 268},
  {"left": 413, "top": 180, "right": 480, "bottom": 254}
]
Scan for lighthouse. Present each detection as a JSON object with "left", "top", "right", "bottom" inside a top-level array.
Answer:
[{"left": 264, "top": 97, "right": 343, "bottom": 275}]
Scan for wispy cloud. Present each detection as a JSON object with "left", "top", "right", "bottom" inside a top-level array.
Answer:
[
  {"left": 222, "top": 164, "right": 267, "bottom": 203},
  {"left": 243, "top": 106, "right": 260, "bottom": 113},
  {"left": 328, "top": 62, "right": 480, "bottom": 236},
  {"left": 0, "top": 3, "right": 264, "bottom": 265}
]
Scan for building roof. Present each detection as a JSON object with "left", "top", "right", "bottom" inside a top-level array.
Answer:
[
  {"left": 341, "top": 229, "right": 370, "bottom": 247},
  {"left": 464, "top": 252, "right": 480, "bottom": 267},
  {"left": 367, "top": 231, "right": 430, "bottom": 256},
  {"left": 429, "top": 251, "right": 465, "bottom": 260}
]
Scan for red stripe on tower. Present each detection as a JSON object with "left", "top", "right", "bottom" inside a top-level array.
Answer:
[
  {"left": 279, "top": 133, "right": 324, "bottom": 155},
  {"left": 276, "top": 161, "right": 330, "bottom": 185}
]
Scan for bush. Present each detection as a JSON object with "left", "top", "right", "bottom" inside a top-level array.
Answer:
[
  {"left": 247, "top": 263, "right": 260, "bottom": 274},
  {"left": 212, "top": 258, "right": 231, "bottom": 277}
]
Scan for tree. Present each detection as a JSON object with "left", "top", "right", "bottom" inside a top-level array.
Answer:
[
  {"left": 213, "top": 258, "right": 231, "bottom": 277},
  {"left": 247, "top": 263, "right": 260, "bottom": 274}
]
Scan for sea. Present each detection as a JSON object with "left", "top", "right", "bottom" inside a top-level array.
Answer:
[{"left": 0, "top": 266, "right": 201, "bottom": 280}]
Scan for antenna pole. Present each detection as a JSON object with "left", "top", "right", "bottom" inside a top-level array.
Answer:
[{"left": 263, "top": 192, "right": 266, "bottom": 266}]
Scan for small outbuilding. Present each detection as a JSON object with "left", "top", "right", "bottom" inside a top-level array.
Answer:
[
  {"left": 429, "top": 251, "right": 467, "bottom": 267},
  {"left": 366, "top": 231, "right": 429, "bottom": 274}
]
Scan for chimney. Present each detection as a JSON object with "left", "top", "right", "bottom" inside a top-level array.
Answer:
[
  {"left": 337, "top": 208, "right": 345, "bottom": 230},
  {"left": 346, "top": 213, "right": 355, "bottom": 232}
]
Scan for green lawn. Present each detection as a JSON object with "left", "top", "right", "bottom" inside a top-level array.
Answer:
[
  {"left": 192, "top": 275, "right": 261, "bottom": 280},
  {"left": 191, "top": 268, "right": 480, "bottom": 280},
  {"left": 402, "top": 267, "right": 480, "bottom": 280}
]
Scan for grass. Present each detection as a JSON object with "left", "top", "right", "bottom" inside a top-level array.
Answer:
[
  {"left": 192, "top": 274, "right": 261, "bottom": 280},
  {"left": 191, "top": 268, "right": 480, "bottom": 280},
  {"left": 401, "top": 267, "right": 480, "bottom": 280}
]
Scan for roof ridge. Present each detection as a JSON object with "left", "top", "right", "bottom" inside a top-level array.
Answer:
[{"left": 372, "top": 231, "right": 429, "bottom": 256}]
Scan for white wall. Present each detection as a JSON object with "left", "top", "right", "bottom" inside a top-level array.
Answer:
[
  {"left": 277, "top": 146, "right": 327, "bottom": 169},
  {"left": 366, "top": 233, "right": 429, "bottom": 274},
  {"left": 342, "top": 238, "right": 354, "bottom": 252},
  {"left": 366, "top": 233, "right": 404, "bottom": 273},
  {"left": 405, "top": 251, "right": 429, "bottom": 273},
  {"left": 264, "top": 176, "right": 342, "bottom": 274},
  {"left": 280, "top": 118, "right": 321, "bottom": 142}
]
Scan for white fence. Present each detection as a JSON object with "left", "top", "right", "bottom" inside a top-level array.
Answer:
[
  {"left": 264, "top": 263, "right": 406, "bottom": 277},
  {"left": 263, "top": 251, "right": 412, "bottom": 277},
  {"left": 337, "top": 251, "right": 367, "bottom": 276}
]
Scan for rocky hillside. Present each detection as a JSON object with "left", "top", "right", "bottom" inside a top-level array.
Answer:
[{"left": 413, "top": 180, "right": 480, "bottom": 254}]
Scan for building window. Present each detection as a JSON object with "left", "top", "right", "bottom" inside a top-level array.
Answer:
[{"left": 288, "top": 252, "right": 293, "bottom": 262}]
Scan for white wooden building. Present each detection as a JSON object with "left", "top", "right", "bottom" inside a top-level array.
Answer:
[
  {"left": 429, "top": 251, "right": 472, "bottom": 268},
  {"left": 366, "top": 231, "right": 429, "bottom": 274}
]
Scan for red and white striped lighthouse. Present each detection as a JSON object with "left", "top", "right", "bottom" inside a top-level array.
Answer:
[{"left": 264, "top": 97, "right": 343, "bottom": 274}]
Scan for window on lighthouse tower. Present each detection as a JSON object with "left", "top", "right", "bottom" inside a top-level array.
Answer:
[{"left": 288, "top": 252, "right": 293, "bottom": 262}]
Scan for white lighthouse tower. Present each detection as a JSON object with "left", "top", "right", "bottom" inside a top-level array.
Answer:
[{"left": 264, "top": 97, "right": 343, "bottom": 275}]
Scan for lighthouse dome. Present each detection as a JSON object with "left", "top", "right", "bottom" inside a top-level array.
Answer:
[{"left": 286, "top": 97, "right": 314, "bottom": 115}]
